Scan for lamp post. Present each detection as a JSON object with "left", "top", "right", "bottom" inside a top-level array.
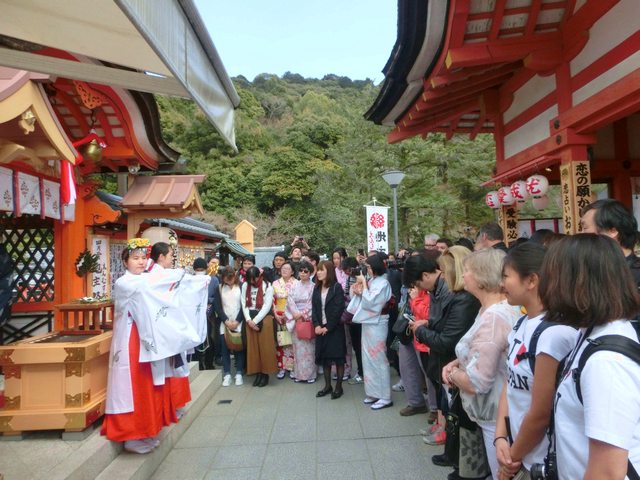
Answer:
[{"left": 381, "top": 170, "right": 405, "bottom": 254}]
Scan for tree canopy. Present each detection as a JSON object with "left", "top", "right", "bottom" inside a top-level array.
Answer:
[{"left": 153, "top": 73, "right": 509, "bottom": 254}]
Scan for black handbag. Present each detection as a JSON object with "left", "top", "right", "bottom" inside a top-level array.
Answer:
[{"left": 391, "top": 303, "right": 413, "bottom": 345}]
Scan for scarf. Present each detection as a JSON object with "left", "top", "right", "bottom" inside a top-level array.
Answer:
[{"left": 246, "top": 278, "right": 264, "bottom": 310}]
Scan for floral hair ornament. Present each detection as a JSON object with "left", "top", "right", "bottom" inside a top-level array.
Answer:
[{"left": 127, "top": 237, "right": 151, "bottom": 255}]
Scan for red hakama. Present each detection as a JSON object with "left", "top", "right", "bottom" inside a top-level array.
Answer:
[
  {"left": 101, "top": 323, "right": 177, "bottom": 441},
  {"left": 169, "top": 376, "right": 191, "bottom": 409}
]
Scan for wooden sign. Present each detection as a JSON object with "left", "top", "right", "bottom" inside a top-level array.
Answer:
[{"left": 88, "top": 235, "right": 110, "bottom": 298}]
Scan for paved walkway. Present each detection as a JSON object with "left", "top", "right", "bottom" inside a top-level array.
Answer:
[{"left": 150, "top": 372, "right": 450, "bottom": 480}]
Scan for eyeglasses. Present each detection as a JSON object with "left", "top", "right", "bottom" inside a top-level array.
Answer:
[{"left": 299, "top": 269, "right": 310, "bottom": 273}]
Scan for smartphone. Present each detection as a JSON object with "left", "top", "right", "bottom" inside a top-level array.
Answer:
[
  {"left": 299, "top": 236, "right": 304, "bottom": 241},
  {"left": 403, "top": 313, "right": 415, "bottom": 323}
]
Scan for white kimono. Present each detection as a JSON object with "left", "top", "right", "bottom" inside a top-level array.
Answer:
[
  {"left": 349, "top": 276, "right": 392, "bottom": 401},
  {"left": 105, "top": 269, "right": 208, "bottom": 414}
]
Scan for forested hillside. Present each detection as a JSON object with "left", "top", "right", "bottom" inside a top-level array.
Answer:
[{"left": 155, "top": 73, "right": 501, "bottom": 253}]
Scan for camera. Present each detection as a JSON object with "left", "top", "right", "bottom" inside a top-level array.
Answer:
[
  {"left": 387, "top": 258, "right": 405, "bottom": 270},
  {"left": 530, "top": 452, "right": 557, "bottom": 480},
  {"left": 350, "top": 266, "right": 363, "bottom": 277}
]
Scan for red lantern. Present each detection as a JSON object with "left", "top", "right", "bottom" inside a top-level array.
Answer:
[
  {"left": 485, "top": 191, "right": 500, "bottom": 209},
  {"left": 510, "top": 181, "right": 529, "bottom": 203},
  {"left": 498, "top": 186, "right": 515, "bottom": 206},
  {"left": 526, "top": 175, "right": 549, "bottom": 198}
]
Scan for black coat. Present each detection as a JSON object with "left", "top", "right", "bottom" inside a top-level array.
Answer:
[
  {"left": 415, "top": 276, "right": 480, "bottom": 384},
  {"left": 312, "top": 282, "right": 346, "bottom": 364}
]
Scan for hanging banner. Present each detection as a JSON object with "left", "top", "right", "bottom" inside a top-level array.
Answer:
[
  {"left": 0, "top": 167, "right": 13, "bottom": 212},
  {"left": 365, "top": 205, "right": 389, "bottom": 253},
  {"left": 42, "top": 179, "right": 61, "bottom": 220},
  {"left": 88, "top": 235, "right": 110, "bottom": 298},
  {"left": 17, "top": 172, "right": 41, "bottom": 216}
]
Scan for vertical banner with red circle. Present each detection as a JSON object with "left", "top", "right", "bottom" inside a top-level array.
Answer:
[{"left": 365, "top": 205, "right": 389, "bottom": 253}]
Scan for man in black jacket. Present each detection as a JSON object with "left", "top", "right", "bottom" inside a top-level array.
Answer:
[
  {"left": 580, "top": 199, "right": 640, "bottom": 288},
  {"left": 475, "top": 222, "right": 508, "bottom": 252}
]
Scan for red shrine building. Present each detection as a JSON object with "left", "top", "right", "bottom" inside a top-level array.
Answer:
[{"left": 367, "top": 0, "right": 640, "bottom": 242}]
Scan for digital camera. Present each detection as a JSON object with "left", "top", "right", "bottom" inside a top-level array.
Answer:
[{"left": 530, "top": 451, "right": 557, "bottom": 480}]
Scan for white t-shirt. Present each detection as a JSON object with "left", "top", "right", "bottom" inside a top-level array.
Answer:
[
  {"left": 506, "top": 313, "right": 578, "bottom": 469},
  {"left": 555, "top": 320, "right": 640, "bottom": 480}
]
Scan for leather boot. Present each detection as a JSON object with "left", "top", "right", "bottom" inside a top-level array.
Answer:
[
  {"left": 252, "top": 374, "right": 262, "bottom": 387},
  {"left": 258, "top": 373, "right": 269, "bottom": 387}
]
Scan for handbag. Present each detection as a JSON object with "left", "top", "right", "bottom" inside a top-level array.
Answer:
[
  {"left": 391, "top": 303, "right": 413, "bottom": 345},
  {"left": 295, "top": 316, "right": 315, "bottom": 340},
  {"left": 224, "top": 325, "right": 244, "bottom": 352},
  {"left": 276, "top": 324, "right": 292, "bottom": 346}
]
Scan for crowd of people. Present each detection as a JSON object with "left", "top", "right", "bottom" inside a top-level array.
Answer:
[{"left": 102, "top": 199, "right": 640, "bottom": 480}]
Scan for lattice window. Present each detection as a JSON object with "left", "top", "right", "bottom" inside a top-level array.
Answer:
[{"left": 1, "top": 217, "right": 55, "bottom": 304}]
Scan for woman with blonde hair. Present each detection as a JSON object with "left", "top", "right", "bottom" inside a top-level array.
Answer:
[
  {"left": 409, "top": 246, "right": 480, "bottom": 467},
  {"left": 442, "top": 248, "right": 522, "bottom": 479}
]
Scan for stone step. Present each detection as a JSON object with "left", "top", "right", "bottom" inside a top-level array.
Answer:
[
  {"left": 95, "top": 369, "right": 220, "bottom": 480},
  {"left": 46, "top": 363, "right": 219, "bottom": 480}
]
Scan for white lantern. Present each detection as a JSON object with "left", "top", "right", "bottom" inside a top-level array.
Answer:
[
  {"left": 485, "top": 191, "right": 500, "bottom": 209},
  {"left": 498, "top": 186, "right": 515, "bottom": 206},
  {"left": 510, "top": 181, "right": 529, "bottom": 203},
  {"left": 141, "top": 226, "right": 179, "bottom": 248},
  {"left": 526, "top": 174, "right": 549, "bottom": 198},
  {"left": 532, "top": 195, "right": 549, "bottom": 210}
]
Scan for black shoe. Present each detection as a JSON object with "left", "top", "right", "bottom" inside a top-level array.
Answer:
[
  {"left": 258, "top": 374, "right": 269, "bottom": 387},
  {"left": 253, "top": 374, "right": 262, "bottom": 387},
  {"left": 330, "top": 388, "right": 343, "bottom": 399},
  {"left": 316, "top": 386, "right": 333, "bottom": 397},
  {"left": 446, "top": 471, "right": 462, "bottom": 480},
  {"left": 432, "top": 453, "right": 454, "bottom": 467}
]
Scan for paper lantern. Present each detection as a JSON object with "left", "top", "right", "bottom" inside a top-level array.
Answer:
[
  {"left": 510, "top": 181, "right": 529, "bottom": 203},
  {"left": 532, "top": 195, "right": 549, "bottom": 210},
  {"left": 141, "top": 226, "right": 179, "bottom": 247},
  {"left": 485, "top": 191, "right": 500, "bottom": 209},
  {"left": 498, "top": 186, "right": 515, "bottom": 206},
  {"left": 526, "top": 174, "right": 549, "bottom": 198}
]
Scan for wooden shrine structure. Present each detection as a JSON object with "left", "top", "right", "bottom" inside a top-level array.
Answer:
[{"left": 366, "top": 0, "right": 640, "bottom": 242}]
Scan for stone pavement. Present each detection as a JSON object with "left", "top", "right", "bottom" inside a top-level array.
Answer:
[{"left": 150, "top": 372, "right": 451, "bottom": 480}]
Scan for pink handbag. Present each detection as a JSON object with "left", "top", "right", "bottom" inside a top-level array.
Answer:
[{"left": 295, "top": 317, "right": 315, "bottom": 340}]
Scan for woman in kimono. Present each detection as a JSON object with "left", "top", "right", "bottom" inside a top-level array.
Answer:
[
  {"left": 273, "top": 261, "right": 296, "bottom": 379},
  {"left": 285, "top": 260, "right": 317, "bottom": 383},
  {"left": 242, "top": 266, "right": 277, "bottom": 387},
  {"left": 313, "top": 260, "right": 346, "bottom": 398},
  {"left": 147, "top": 241, "right": 190, "bottom": 418},
  {"left": 101, "top": 238, "right": 178, "bottom": 453},
  {"left": 350, "top": 254, "right": 393, "bottom": 410}
]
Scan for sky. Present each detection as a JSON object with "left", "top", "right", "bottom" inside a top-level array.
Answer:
[{"left": 195, "top": 0, "right": 398, "bottom": 83}]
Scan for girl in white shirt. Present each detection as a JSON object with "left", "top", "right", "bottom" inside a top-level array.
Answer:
[
  {"left": 494, "top": 243, "right": 577, "bottom": 479},
  {"left": 219, "top": 266, "right": 244, "bottom": 387},
  {"left": 539, "top": 234, "right": 640, "bottom": 480}
]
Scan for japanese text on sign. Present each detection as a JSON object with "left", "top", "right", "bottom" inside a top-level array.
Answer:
[{"left": 365, "top": 206, "right": 389, "bottom": 253}]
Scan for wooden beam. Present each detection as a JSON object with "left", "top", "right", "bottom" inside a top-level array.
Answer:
[
  {"left": 489, "top": 0, "right": 508, "bottom": 41},
  {"left": 0, "top": 47, "right": 189, "bottom": 98},
  {"left": 430, "top": 62, "right": 518, "bottom": 89},
  {"left": 445, "top": 32, "right": 560, "bottom": 69}
]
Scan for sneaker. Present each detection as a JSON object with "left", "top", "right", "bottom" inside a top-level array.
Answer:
[
  {"left": 235, "top": 374, "right": 243, "bottom": 386},
  {"left": 423, "top": 425, "right": 446, "bottom": 445},
  {"left": 289, "top": 371, "right": 296, "bottom": 379},
  {"left": 419, "top": 422, "right": 443, "bottom": 436},
  {"left": 332, "top": 373, "right": 338, "bottom": 380},
  {"left": 391, "top": 380, "right": 405, "bottom": 392},
  {"left": 427, "top": 410, "right": 438, "bottom": 424},
  {"left": 399, "top": 405, "right": 428, "bottom": 416},
  {"left": 371, "top": 400, "right": 393, "bottom": 410},
  {"left": 222, "top": 374, "right": 232, "bottom": 387},
  {"left": 348, "top": 375, "right": 364, "bottom": 385},
  {"left": 276, "top": 369, "right": 286, "bottom": 380},
  {"left": 363, "top": 396, "right": 378, "bottom": 405},
  {"left": 124, "top": 439, "right": 153, "bottom": 454},
  {"left": 342, "top": 374, "right": 350, "bottom": 381},
  {"left": 306, "top": 378, "right": 316, "bottom": 384}
]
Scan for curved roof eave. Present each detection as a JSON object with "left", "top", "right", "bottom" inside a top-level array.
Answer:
[{"left": 365, "top": 0, "right": 449, "bottom": 126}]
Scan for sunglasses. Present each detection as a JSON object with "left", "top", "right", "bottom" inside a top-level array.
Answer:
[{"left": 299, "top": 269, "right": 310, "bottom": 273}]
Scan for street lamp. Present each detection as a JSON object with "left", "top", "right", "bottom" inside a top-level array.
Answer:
[{"left": 381, "top": 170, "right": 405, "bottom": 254}]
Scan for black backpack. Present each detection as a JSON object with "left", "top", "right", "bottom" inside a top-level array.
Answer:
[
  {"left": 573, "top": 321, "right": 640, "bottom": 404},
  {"left": 569, "top": 321, "right": 640, "bottom": 480},
  {"left": 513, "top": 315, "right": 557, "bottom": 375}
]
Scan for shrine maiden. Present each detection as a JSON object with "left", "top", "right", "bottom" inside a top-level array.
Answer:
[{"left": 101, "top": 238, "right": 208, "bottom": 454}]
